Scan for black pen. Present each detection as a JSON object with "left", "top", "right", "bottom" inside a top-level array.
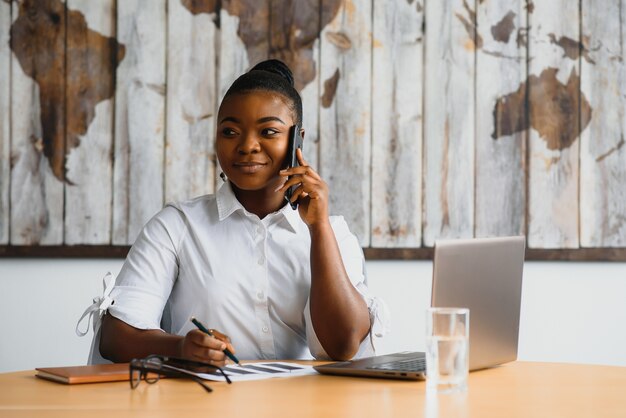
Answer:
[{"left": 190, "top": 317, "right": 241, "bottom": 365}]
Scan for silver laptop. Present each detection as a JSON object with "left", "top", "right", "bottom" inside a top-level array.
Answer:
[{"left": 314, "top": 236, "right": 526, "bottom": 380}]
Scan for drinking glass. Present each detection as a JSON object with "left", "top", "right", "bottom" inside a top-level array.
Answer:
[{"left": 425, "top": 307, "right": 469, "bottom": 393}]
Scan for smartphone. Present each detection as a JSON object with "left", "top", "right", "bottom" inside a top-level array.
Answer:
[{"left": 284, "top": 125, "right": 304, "bottom": 210}]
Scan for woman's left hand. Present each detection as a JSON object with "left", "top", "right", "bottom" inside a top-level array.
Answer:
[{"left": 277, "top": 148, "right": 329, "bottom": 227}]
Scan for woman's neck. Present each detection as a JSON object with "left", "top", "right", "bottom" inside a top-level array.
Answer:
[{"left": 230, "top": 182, "right": 287, "bottom": 219}]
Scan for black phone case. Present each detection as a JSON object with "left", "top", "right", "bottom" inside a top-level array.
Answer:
[{"left": 285, "top": 125, "right": 304, "bottom": 209}]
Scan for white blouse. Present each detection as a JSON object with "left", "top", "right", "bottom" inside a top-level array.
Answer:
[{"left": 106, "top": 182, "right": 388, "bottom": 360}]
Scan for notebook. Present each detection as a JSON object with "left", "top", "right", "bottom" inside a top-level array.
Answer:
[
  {"left": 35, "top": 363, "right": 129, "bottom": 384},
  {"left": 314, "top": 236, "right": 526, "bottom": 380}
]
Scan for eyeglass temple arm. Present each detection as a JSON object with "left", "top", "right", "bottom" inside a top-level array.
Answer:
[
  {"left": 145, "top": 368, "right": 214, "bottom": 392},
  {"left": 192, "top": 377, "right": 213, "bottom": 393},
  {"left": 162, "top": 361, "right": 233, "bottom": 384}
]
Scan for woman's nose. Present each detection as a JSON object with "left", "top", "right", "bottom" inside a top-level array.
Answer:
[{"left": 237, "top": 133, "right": 261, "bottom": 154}]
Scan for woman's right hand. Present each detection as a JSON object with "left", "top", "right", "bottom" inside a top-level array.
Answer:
[{"left": 179, "top": 329, "right": 235, "bottom": 367}]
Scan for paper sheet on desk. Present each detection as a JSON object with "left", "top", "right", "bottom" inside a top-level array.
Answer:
[{"left": 199, "top": 362, "right": 317, "bottom": 382}]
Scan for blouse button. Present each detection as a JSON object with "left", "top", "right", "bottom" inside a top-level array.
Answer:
[
  {"left": 262, "top": 326, "right": 269, "bottom": 333},
  {"left": 257, "top": 291, "right": 264, "bottom": 300},
  {"left": 258, "top": 257, "right": 265, "bottom": 265}
]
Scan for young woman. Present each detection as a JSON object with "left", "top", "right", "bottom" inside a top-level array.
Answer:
[{"left": 99, "top": 60, "right": 387, "bottom": 365}]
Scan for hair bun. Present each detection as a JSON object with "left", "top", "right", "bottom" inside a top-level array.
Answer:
[{"left": 250, "top": 59, "right": 295, "bottom": 87}]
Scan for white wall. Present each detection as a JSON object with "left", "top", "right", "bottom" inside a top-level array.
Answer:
[
  {"left": 367, "top": 260, "right": 626, "bottom": 367},
  {"left": 1, "top": 259, "right": 625, "bottom": 372}
]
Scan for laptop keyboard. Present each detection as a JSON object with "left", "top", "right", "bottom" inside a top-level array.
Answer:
[{"left": 366, "top": 358, "right": 426, "bottom": 372}]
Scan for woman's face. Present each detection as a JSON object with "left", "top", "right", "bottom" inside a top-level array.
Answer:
[{"left": 215, "top": 91, "right": 295, "bottom": 192}]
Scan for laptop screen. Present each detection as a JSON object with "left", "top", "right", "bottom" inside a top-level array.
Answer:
[{"left": 432, "top": 236, "right": 525, "bottom": 370}]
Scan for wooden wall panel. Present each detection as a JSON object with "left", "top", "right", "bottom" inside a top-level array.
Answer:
[
  {"left": 2, "top": 0, "right": 626, "bottom": 257},
  {"left": 268, "top": 0, "right": 322, "bottom": 171},
  {"left": 0, "top": 0, "right": 10, "bottom": 244},
  {"left": 165, "top": 0, "right": 218, "bottom": 203},
  {"left": 475, "top": 0, "right": 526, "bottom": 238},
  {"left": 215, "top": 8, "right": 250, "bottom": 185},
  {"left": 10, "top": 1, "right": 64, "bottom": 245},
  {"left": 64, "top": 0, "right": 116, "bottom": 244},
  {"left": 580, "top": 0, "right": 626, "bottom": 247},
  {"left": 371, "top": 0, "right": 423, "bottom": 247},
  {"left": 527, "top": 0, "right": 581, "bottom": 248},
  {"left": 423, "top": 0, "right": 475, "bottom": 246},
  {"left": 299, "top": 37, "right": 321, "bottom": 172},
  {"left": 320, "top": 0, "right": 372, "bottom": 245},
  {"left": 113, "top": 0, "right": 166, "bottom": 245},
  {"left": 217, "top": 7, "right": 250, "bottom": 101}
]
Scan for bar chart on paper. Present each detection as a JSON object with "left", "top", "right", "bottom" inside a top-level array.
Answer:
[{"left": 199, "top": 362, "right": 317, "bottom": 382}]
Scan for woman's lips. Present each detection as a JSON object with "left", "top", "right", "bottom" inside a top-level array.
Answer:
[{"left": 233, "top": 162, "right": 267, "bottom": 174}]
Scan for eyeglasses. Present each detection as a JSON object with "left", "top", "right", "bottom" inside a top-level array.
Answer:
[{"left": 129, "top": 355, "right": 232, "bottom": 393}]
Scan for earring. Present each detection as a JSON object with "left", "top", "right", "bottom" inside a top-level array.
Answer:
[{"left": 219, "top": 172, "right": 226, "bottom": 182}]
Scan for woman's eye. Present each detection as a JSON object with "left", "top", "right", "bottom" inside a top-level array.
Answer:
[
  {"left": 221, "top": 128, "right": 237, "bottom": 136},
  {"left": 261, "top": 128, "right": 279, "bottom": 137}
]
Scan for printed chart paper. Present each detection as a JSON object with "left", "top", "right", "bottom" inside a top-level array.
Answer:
[{"left": 199, "top": 362, "right": 317, "bottom": 382}]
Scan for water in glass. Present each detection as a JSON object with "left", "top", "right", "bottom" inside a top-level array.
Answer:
[{"left": 425, "top": 334, "right": 468, "bottom": 392}]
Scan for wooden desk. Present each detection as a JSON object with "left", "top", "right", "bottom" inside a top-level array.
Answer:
[{"left": 0, "top": 361, "right": 625, "bottom": 418}]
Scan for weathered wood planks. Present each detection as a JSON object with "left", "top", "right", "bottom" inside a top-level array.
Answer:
[
  {"left": 165, "top": 0, "right": 218, "bottom": 203},
  {"left": 2, "top": 0, "right": 626, "bottom": 256},
  {"left": 113, "top": 0, "right": 166, "bottom": 245},
  {"left": 320, "top": 0, "right": 372, "bottom": 246},
  {"left": 268, "top": 0, "right": 322, "bottom": 171},
  {"left": 371, "top": 0, "right": 424, "bottom": 247},
  {"left": 217, "top": 7, "right": 250, "bottom": 102},
  {"left": 298, "top": 37, "right": 321, "bottom": 172},
  {"left": 423, "top": 0, "right": 476, "bottom": 246},
  {"left": 214, "top": 7, "right": 250, "bottom": 186},
  {"left": 64, "top": 0, "right": 118, "bottom": 244},
  {"left": 475, "top": 0, "right": 527, "bottom": 238},
  {"left": 527, "top": 0, "right": 581, "bottom": 248},
  {"left": 10, "top": 0, "right": 65, "bottom": 245},
  {"left": 580, "top": 0, "right": 626, "bottom": 247},
  {"left": 0, "top": 0, "right": 10, "bottom": 244}
]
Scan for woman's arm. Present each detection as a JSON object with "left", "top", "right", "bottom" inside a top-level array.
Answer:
[
  {"left": 100, "top": 314, "right": 234, "bottom": 365},
  {"left": 308, "top": 222, "right": 370, "bottom": 360},
  {"left": 100, "top": 314, "right": 182, "bottom": 362},
  {"left": 279, "top": 149, "right": 370, "bottom": 360}
]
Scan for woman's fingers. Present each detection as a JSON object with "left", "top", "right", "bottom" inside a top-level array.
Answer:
[
  {"left": 280, "top": 176, "right": 322, "bottom": 200},
  {"left": 196, "top": 345, "right": 227, "bottom": 361},
  {"left": 278, "top": 167, "right": 322, "bottom": 192},
  {"left": 289, "top": 186, "right": 309, "bottom": 204},
  {"left": 189, "top": 330, "right": 226, "bottom": 349},
  {"left": 209, "top": 329, "right": 236, "bottom": 354},
  {"left": 280, "top": 160, "right": 321, "bottom": 179},
  {"left": 208, "top": 328, "right": 229, "bottom": 342},
  {"left": 296, "top": 147, "right": 307, "bottom": 167},
  {"left": 182, "top": 329, "right": 228, "bottom": 365},
  {"left": 277, "top": 175, "right": 304, "bottom": 193},
  {"left": 278, "top": 155, "right": 329, "bottom": 222}
]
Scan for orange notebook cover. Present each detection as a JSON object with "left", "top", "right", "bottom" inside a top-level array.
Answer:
[{"left": 35, "top": 363, "right": 130, "bottom": 384}]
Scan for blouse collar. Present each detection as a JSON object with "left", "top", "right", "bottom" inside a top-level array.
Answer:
[{"left": 216, "top": 181, "right": 300, "bottom": 233}]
